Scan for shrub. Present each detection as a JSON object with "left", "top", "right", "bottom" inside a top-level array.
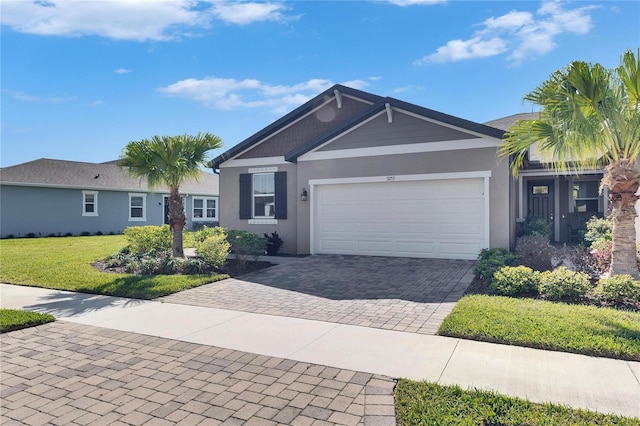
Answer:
[
  {"left": 538, "top": 267, "right": 592, "bottom": 300},
  {"left": 183, "top": 257, "right": 209, "bottom": 275},
  {"left": 264, "top": 232, "right": 284, "bottom": 256},
  {"left": 515, "top": 235, "right": 555, "bottom": 272},
  {"left": 584, "top": 216, "right": 612, "bottom": 248},
  {"left": 473, "top": 248, "right": 519, "bottom": 285},
  {"left": 590, "top": 240, "right": 612, "bottom": 275},
  {"left": 196, "top": 233, "right": 230, "bottom": 270},
  {"left": 105, "top": 246, "right": 133, "bottom": 268},
  {"left": 124, "top": 225, "right": 172, "bottom": 255},
  {"left": 226, "top": 230, "right": 266, "bottom": 268},
  {"left": 517, "top": 216, "right": 551, "bottom": 239},
  {"left": 491, "top": 266, "right": 540, "bottom": 297},
  {"left": 555, "top": 245, "right": 600, "bottom": 278},
  {"left": 80, "top": 231, "right": 91, "bottom": 236},
  {"left": 193, "top": 226, "right": 226, "bottom": 244},
  {"left": 595, "top": 275, "right": 640, "bottom": 303}
]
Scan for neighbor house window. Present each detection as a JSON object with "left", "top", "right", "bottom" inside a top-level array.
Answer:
[
  {"left": 573, "top": 180, "right": 599, "bottom": 213},
  {"left": 82, "top": 191, "right": 98, "bottom": 216},
  {"left": 129, "top": 193, "right": 146, "bottom": 221},
  {"left": 192, "top": 197, "right": 218, "bottom": 221},
  {"left": 239, "top": 170, "right": 287, "bottom": 223}
]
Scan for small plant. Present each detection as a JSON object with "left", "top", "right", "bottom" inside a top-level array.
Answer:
[
  {"left": 80, "top": 231, "right": 91, "bottom": 236},
  {"left": 193, "top": 226, "right": 226, "bottom": 244},
  {"left": 473, "top": 248, "right": 519, "bottom": 285},
  {"left": 226, "top": 230, "right": 266, "bottom": 269},
  {"left": 518, "top": 216, "right": 551, "bottom": 239},
  {"left": 584, "top": 216, "right": 612, "bottom": 248},
  {"left": 590, "top": 240, "right": 612, "bottom": 275},
  {"left": 515, "top": 235, "right": 555, "bottom": 272},
  {"left": 264, "top": 231, "right": 284, "bottom": 256},
  {"left": 183, "top": 257, "right": 209, "bottom": 275},
  {"left": 95, "top": 231, "right": 103, "bottom": 236},
  {"left": 595, "top": 275, "right": 640, "bottom": 303},
  {"left": 124, "top": 225, "right": 172, "bottom": 255},
  {"left": 26, "top": 233, "right": 36, "bottom": 238},
  {"left": 538, "top": 267, "right": 591, "bottom": 300},
  {"left": 196, "top": 232, "right": 230, "bottom": 270},
  {"left": 491, "top": 266, "right": 540, "bottom": 297},
  {"left": 64, "top": 232, "right": 73, "bottom": 237}
]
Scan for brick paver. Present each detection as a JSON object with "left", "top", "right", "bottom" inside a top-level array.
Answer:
[
  {"left": 1, "top": 322, "right": 396, "bottom": 426},
  {"left": 160, "top": 255, "right": 474, "bottom": 334}
]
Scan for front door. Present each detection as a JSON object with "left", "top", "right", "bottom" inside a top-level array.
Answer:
[{"left": 528, "top": 180, "right": 554, "bottom": 233}]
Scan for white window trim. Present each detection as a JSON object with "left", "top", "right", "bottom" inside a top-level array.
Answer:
[
  {"left": 82, "top": 190, "right": 98, "bottom": 217},
  {"left": 252, "top": 172, "right": 276, "bottom": 219},
  {"left": 192, "top": 196, "right": 219, "bottom": 221},
  {"left": 128, "top": 193, "right": 147, "bottom": 222}
]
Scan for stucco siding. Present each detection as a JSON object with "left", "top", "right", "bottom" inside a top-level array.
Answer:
[
  {"left": 0, "top": 185, "right": 216, "bottom": 238},
  {"left": 318, "top": 110, "right": 479, "bottom": 152},
  {"left": 219, "top": 163, "right": 299, "bottom": 254}
]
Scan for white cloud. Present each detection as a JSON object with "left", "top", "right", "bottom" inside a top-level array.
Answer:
[
  {"left": 6, "top": 90, "right": 76, "bottom": 103},
  {"left": 0, "top": 0, "right": 290, "bottom": 41},
  {"left": 158, "top": 76, "right": 369, "bottom": 112},
  {"left": 211, "top": 1, "right": 289, "bottom": 25},
  {"left": 417, "top": 1, "right": 596, "bottom": 65},
  {"left": 392, "top": 84, "right": 424, "bottom": 94},
  {"left": 114, "top": 68, "right": 132, "bottom": 74}
]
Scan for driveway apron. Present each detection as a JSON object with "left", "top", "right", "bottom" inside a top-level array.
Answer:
[{"left": 160, "top": 255, "right": 476, "bottom": 335}]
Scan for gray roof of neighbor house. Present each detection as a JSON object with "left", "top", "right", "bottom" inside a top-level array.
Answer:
[
  {"left": 484, "top": 112, "right": 539, "bottom": 131},
  {"left": 0, "top": 158, "right": 219, "bottom": 195},
  {"left": 209, "top": 84, "right": 507, "bottom": 168}
]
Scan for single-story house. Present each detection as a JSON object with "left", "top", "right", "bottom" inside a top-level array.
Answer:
[
  {"left": 210, "top": 84, "right": 639, "bottom": 260},
  {"left": 0, "top": 158, "right": 219, "bottom": 238}
]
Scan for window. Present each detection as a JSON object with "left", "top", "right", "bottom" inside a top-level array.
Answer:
[
  {"left": 573, "top": 180, "right": 599, "bottom": 213},
  {"left": 82, "top": 191, "right": 98, "bottom": 216},
  {"left": 532, "top": 185, "right": 549, "bottom": 195},
  {"left": 239, "top": 170, "right": 287, "bottom": 223},
  {"left": 253, "top": 173, "right": 275, "bottom": 218},
  {"left": 129, "top": 193, "right": 146, "bottom": 221},
  {"left": 192, "top": 197, "right": 218, "bottom": 221}
]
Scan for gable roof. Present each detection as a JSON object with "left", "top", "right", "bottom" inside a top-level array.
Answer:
[
  {"left": 208, "top": 84, "right": 381, "bottom": 169},
  {"left": 484, "top": 112, "right": 539, "bottom": 131},
  {"left": 0, "top": 158, "right": 219, "bottom": 195},
  {"left": 210, "top": 84, "right": 506, "bottom": 168}
]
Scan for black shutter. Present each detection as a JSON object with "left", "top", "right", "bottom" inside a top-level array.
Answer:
[
  {"left": 274, "top": 171, "right": 287, "bottom": 219},
  {"left": 239, "top": 173, "right": 251, "bottom": 219}
]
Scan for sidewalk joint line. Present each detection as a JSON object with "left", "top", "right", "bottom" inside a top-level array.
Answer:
[
  {"left": 285, "top": 322, "right": 341, "bottom": 359},
  {"left": 437, "top": 337, "right": 460, "bottom": 384}
]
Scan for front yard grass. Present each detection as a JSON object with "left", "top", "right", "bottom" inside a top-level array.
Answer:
[
  {"left": 0, "top": 309, "right": 55, "bottom": 333},
  {"left": 395, "top": 380, "right": 640, "bottom": 425},
  {"left": 0, "top": 236, "right": 228, "bottom": 299},
  {"left": 439, "top": 294, "right": 640, "bottom": 361}
]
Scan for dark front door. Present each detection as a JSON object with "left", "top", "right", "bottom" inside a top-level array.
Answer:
[{"left": 528, "top": 180, "right": 554, "bottom": 232}]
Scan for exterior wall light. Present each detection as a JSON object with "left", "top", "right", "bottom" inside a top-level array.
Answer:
[{"left": 301, "top": 188, "right": 308, "bottom": 201}]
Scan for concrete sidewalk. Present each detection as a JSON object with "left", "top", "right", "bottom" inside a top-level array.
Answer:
[{"left": 2, "top": 283, "right": 639, "bottom": 419}]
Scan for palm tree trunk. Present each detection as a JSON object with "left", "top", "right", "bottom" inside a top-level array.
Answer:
[
  {"left": 609, "top": 197, "right": 639, "bottom": 279},
  {"left": 168, "top": 186, "right": 186, "bottom": 258}
]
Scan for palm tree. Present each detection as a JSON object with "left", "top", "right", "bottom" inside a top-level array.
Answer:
[
  {"left": 499, "top": 49, "right": 640, "bottom": 279},
  {"left": 119, "top": 133, "right": 223, "bottom": 258}
]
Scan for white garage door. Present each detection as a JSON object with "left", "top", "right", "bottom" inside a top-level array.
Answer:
[{"left": 313, "top": 178, "right": 486, "bottom": 259}]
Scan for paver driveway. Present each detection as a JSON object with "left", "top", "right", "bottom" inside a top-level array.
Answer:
[{"left": 160, "top": 255, "right": 475, "bottom": 335}]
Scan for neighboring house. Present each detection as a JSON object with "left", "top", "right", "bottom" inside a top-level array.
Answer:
[
  {"left": 210, "top": 85, "right": 511, "bottom": 260},
  {"left": 0, "top": 158, "right": 219, "bottom": 238}
]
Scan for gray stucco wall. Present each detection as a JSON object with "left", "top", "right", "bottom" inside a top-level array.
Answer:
[
  {"left": 219, "top": 146, "right": 510, "bottom": 255},
  {"left": 0, "top": 185, "right": 218, "bottom": 238},
  {"left": 218, "top": 163, "right": 298, "bottom": 254}
]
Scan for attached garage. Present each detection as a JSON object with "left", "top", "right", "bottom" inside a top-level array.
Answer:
[{"left": 311, "top": 173, "right": 490, "bottom": 260}]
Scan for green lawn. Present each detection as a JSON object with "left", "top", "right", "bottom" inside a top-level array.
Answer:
[
  {"left": 0, "top": 309, "right": 55, "bottom": 333},
  {"left": 0, "top": 235, "right": 228, "bottom": 299},
  {"left": 439, "top": 294, "right": 640, "bottom": 361},
  {"left": 395, "top": 380, "right": 640, "bottom": 425}
]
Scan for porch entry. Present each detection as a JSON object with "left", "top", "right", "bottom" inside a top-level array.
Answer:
[{"left": 528, "top": 180, "right": 554, "bottom": 231}]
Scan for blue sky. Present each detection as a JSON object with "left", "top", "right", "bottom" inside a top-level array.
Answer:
[{"left": 1, "top": 0, "right": 638, "bottom": 167}]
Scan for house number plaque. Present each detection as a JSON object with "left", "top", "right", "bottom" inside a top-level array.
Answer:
[{"left": 386, "top": 176, "right": 396, "bottom": 181}]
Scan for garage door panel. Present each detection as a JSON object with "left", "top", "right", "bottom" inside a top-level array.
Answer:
[{"left": 314, "top": 178, "right": 486, "bottom": 259}]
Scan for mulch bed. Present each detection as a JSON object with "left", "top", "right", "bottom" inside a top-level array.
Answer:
[{"left": 92, "top": 258, "right": 274, "bottom": 278}]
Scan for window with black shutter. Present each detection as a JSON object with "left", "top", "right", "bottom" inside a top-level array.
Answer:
[{"left": 239, "top": 171, "right": 286, "bottom": 220}]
